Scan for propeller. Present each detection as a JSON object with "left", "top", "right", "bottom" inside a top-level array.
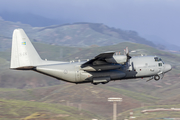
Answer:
[
  {"left": 124, "top": 47, "right": 132, "bottom": 61},
  {"left": 158, "top": 69, "right": 165, "bottom": 80}
]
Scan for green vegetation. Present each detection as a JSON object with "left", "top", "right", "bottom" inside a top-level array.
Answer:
[
  {"left": 0, "top": 98, "right": 102, "bottom": 120},
  {"left": 0, "top": 84, "right": 142, "bottom": 119},
  {"left": 119, "top": 104, "right": 180, "bottom": 120},
  {"left": 33, "top": 42, "right": 86, "bottom": 61},
  {"left": 100, "top": 85, "right": 160, "bottom": 103},
  {"left": 1, "top": 83, "right": 180, "bottom": 120},
  {"left": 0, "top": 57, "right": 6, "bottom": 66}
]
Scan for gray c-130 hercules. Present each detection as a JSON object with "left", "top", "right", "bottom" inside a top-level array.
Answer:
[{"left": 10, "top": 29, "right": 172, "bottom": 85}]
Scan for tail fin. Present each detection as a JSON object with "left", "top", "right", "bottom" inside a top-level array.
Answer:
[{"left": 10, "top": 29, "right": 42, "bottom": 69}]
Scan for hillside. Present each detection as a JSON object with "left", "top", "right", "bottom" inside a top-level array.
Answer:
[
  {"left": 1, "top": 18, "right": 180, "bottom": 119},
  {"left": 0, "top": 18, "right": 156, "bottom": 51},
  {"left": 118, "top": 104, "right": 180, "bottom": 120},
  {"left": 0, "top": 98, "right": 101, "bottom": 120},
  {"left": 1, "top": 83, "right": 180, "bottom": 119},
  {"left": 0, "top": 84, "right": 157, "bottom": 119},
  {"left": 33, "top": 23, "right": 155, "bottom": 47},
  {"left": 0, "top": 42, "right": 180, "bottom": 119}
]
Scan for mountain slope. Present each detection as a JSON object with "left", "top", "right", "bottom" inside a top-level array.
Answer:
[
  {"left": 33, "top": 23, "right": 156, "bottom": 47},
  {"left": 0, "top": 98, "right": 101, "bottom": 120},
  {"left": 0, "top": 84, "right": 155, "bottom": 118},
  {"left": 0, "top": 42, "right": 179, "bottom": 119},
  {"left": 0, "top": 18, "right": 156, "bottom": 50},
  {"left": 0, "top": 12, "right": 61, "bottom": 27}
]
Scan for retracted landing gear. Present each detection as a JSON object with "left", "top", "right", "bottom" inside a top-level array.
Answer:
[
  {"left": 101, "top": 81, "right": 109, "bottom": 84},
  {"left": 92, "top": 81, "right": 109, "bottom": 85},
  {"left": 92, "top": 77, "right": 110, "bottom": 85}
]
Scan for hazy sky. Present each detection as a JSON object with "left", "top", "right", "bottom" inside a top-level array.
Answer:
[{"left": 0, "top": 0, "right": 180, "bottom": 47}]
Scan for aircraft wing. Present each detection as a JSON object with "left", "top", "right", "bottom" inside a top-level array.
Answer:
[
  {"left": 82, "top": 51, "right": 115, "bottom": 66},
  {"left": 81, "top": 51, "right": 124, "bottom": 71},
  {"left": 95, "top": 51, "right": 115, "bottom": 59}
]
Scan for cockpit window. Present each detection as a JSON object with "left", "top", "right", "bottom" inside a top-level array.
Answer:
[
  {"left": 158, "top": 63, "right": 162, "bottom": 66},
  {"left": 154, "top": 57, "right": 162, "bottom": 62}
]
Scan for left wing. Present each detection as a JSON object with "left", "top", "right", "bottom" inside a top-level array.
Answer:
[
  {"left": 81, "top": 51, "right": 123, "bottom": 71},
  {"left": 95, "top": 51, "right": 115, "bottom": 59},
  {"left": 82, "top": 51, "right": 115, "bottom": 66}
]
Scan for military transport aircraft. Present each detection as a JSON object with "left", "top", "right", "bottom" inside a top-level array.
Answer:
[{"left": 10, "top": 29, "right": 172, "bottom": 85}]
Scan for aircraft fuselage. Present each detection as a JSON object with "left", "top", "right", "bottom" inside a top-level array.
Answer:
[{"left": 34, "top": 56, "right": 171, "bottom": 84}]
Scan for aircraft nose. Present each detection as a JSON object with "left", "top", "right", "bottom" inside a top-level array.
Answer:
[{"left": 163, "top": 64, "right": 172, "bottom": 73}]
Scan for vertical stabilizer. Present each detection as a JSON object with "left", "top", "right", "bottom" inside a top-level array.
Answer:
[{"left": 10, "top": 29, "right": 42, "bottom": 69}]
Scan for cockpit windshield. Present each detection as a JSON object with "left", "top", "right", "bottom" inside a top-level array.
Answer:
[
  {"left": 154, "top": 57, "right": 162, "bottom": 62},
  {"left": 154, "top": 57, "right": 164, "bottom": 64}
]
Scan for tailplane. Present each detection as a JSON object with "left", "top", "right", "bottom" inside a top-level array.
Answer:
[{"left": 10, "top": 29, "right": 42, "bottom": 69}]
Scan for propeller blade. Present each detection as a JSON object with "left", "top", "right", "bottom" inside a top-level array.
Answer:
[
  {"left": 124, "top": 47, "right": 131, "bottom": 62},
  {"left": 157, "top": 70, "right": 165, "bottom": 80},
  {"left": 126, "top": 47, "right": 129, "bottom": 55},
  {"left": 161, "top": 73, "right": 165, "bottom": 79}
]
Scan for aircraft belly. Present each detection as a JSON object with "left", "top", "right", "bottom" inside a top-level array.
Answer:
[
  {"left": 74, "top": 70, "right": 126, "bottom": 83},
  {"left": 35, "top": 66, "right": 76, "bottom": 83}
]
